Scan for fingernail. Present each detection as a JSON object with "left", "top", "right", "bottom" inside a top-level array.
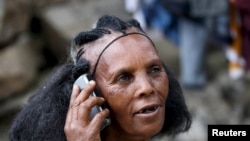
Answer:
[
  {"left": 73, "top": 85, "right": 79, "bottom": 89},
  {"left": 105, "top": 108, "right": 109, "bottom": 113},
  {"left": 89, "top": 80, "right": 95, "bottom": 85}
]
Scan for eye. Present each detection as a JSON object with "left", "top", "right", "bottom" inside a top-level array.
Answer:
[
  {"left": 117, "top": 73, "right": 132, "bottom": 82},
  {"left": 149, "top": 65, "right": 161, "bottom": 74}
]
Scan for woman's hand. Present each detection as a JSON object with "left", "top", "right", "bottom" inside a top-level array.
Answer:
[{"left": 64, "top": 80, "right": 109, "bottom": 141}]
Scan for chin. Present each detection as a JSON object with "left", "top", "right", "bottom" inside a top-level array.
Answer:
[
  {"left": 136, "top": 115, "right": 165, "bottom": 137},
  {"left": 137, "top": 124, "right": 163, "bottom": 139}
]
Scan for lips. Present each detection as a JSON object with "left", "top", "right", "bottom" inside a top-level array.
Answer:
[{"left": 134, "top": 104, "right": 161, "bottom": 115}]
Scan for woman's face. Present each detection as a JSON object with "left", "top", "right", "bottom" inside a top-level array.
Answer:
[{"left": 86, "top": 32, "right": 169, "bottom": 139}]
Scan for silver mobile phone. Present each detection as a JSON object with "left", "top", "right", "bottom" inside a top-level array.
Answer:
[{"left": 74, "top": 74, "right": 111, "bottom": 130}]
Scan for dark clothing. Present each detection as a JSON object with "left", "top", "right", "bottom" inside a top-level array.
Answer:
[{"left": 234, "top": 0, "right": 250, "bottom": 70}]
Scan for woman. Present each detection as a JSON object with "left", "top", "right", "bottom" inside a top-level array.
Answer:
[{"left": 9, "top": 15, "right": 192, "bottom": 141}]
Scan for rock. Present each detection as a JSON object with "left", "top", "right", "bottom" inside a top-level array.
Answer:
[
  {"left": 0, "top": 0, "right": 31, "bottom": 44},
  {"left": 0, "top": 34, "right": 42, "bottom": 100},
  {"left": 32, "top": 0, "right": 68, "bottom": 9},
  {"left": 37, "top": 0, "right": 130, "bottom": 61}
]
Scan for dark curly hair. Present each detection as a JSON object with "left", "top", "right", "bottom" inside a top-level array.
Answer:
[{"left": 8, "top": 15, "right": 192, "bottom": 141}]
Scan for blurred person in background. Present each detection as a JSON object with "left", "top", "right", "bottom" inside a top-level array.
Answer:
[
  {"left": 227, "top": 0, "right": 250, "bottom": 80},
  {"left": 175, "top": 0, "right": 232, "bottom": 89},
  {"left": 124, "top": 0, "right": 179, "bottom": 45},
  {"left": 125, "top": 0, "right": 233, "bottom": 90}
]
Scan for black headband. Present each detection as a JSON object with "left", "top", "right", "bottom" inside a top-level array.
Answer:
[{"left": 91, "top": 32, "right": 155, "bottom": 77}]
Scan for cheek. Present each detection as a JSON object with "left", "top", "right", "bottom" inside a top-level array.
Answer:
[
  {"left": 104, "top": 88, "right": 133, "bottom": 112},
  {"left": 105, "top": 94, "right": 133, "bottom": 129},
  {"left": 101, "top": 85, "right": 134, "bottom": 121},
  {"left": 100, "top": 84, "right": 131, "bottom": 111},
  {"left": 154, "top": 74, "right": 169, "bottom": 100}
]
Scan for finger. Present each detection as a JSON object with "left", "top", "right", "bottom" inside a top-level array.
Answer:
[
  {"left": 64, "top": 99, "right": 107, "bottom": 137},
  {"left": 70, "top": 85, "right": 81, "bottom": 107},
  {"left": 89, "top": 109, "right": 110, "bottom": 132},
  {"left": 78, "top": 96, "right": 105, "bottom": 121},
  {"left": 70, "top": 81, "right": 98, "bottom": 122},
  {"left": 64, "top": 108, "right": 74, "bottom": 134},
  {"left": 67, "top": 85, "right": 81, "bottom": 124},
  {"left": 74, "top": 80, "right": 96, "bottom": 106}
]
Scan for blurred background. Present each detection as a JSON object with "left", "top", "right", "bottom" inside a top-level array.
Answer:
[{"left": 0, "top": 0, "right": 249, "bottom": 141}]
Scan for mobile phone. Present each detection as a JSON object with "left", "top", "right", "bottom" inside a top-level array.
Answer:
[{"left": 74, "top": 74, "right": 111, "bottom": 130}]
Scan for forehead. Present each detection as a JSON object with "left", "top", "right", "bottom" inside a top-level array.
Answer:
[
  {"left": 103, "top": 33, "right": 158, "bottom": 61},
  {"left": 101, "top": 34, "right": 160, "bottom": 71},
  {"left": 82, "top": 31, "right": 159, "bottom": 73}
]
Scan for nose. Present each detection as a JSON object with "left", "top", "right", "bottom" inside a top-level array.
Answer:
[{"left": 134, "top": 75, "right": 154, "bottom": 97}]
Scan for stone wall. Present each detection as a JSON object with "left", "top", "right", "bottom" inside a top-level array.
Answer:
[{"left": 0, "top": 0, "right": 129, "bottom": 102}]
